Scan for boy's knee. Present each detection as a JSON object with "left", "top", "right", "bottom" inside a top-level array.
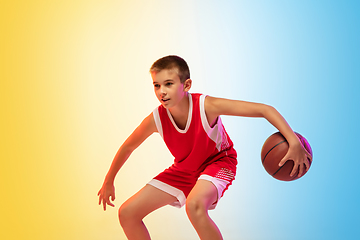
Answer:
[
  {"left": 118, "top": 204, "right": 126, "bottom": 225},
  {"left": 185, "top": 198, "right": 207, "bottom": 219},
  {"left": 118, "top": 203, "right": 136, "bottom": 227}
]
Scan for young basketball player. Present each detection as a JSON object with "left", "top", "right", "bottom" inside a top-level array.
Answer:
[{"left": 98, "top": 55, "right": 312, "bottom": 240}]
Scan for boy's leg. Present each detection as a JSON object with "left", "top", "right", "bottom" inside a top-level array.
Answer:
[
  {"left": 185, "top": 180, "right": 223, "bottom": 240},
  {"left": 119, "top": 184, "right": 177, "bottom": 240}
]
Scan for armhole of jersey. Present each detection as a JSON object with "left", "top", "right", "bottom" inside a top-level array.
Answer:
[
  {"left": 153, "top": 107, "right": 163, "bottom": 139},
  {"left": 199, "top": 94, "right": 211, "bottom": 132},
  {"left": 200, "top": 95, "right": 222, "bottom": 151}
]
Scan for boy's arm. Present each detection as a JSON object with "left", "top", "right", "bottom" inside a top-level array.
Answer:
[
  {"left": 205, "top": 96, "right": 312, "bottom": 177},
  {"left": 98, "top": 112, "right": 157, "bottom": 210}
]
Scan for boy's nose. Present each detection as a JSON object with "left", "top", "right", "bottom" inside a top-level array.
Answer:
[{"left": 160, "top": 87, "right": 166, "bottom": 95}]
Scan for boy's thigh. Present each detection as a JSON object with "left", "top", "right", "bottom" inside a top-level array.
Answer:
[
  {"left": 121, "top": 184, "right": 177, "bottom": 218},
  {"left": 186, "top": 179, "right": 218, "bottom": 209}
]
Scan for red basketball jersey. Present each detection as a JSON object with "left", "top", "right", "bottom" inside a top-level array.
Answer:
[{"left": 153, "top": 93, "right": 237, "bottom": 184}]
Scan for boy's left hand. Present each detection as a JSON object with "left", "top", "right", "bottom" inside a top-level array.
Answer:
[
  {"left": 278, "top": 141, "right": 312, "bottom": 177},
  {"left": 98, "top": 183, "right": 115, "bottom": 211}
]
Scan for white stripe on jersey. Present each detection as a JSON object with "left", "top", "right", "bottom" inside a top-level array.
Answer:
[
  {"left": 153, "top": 108, "right": 164, "bottom": 139},
  {"left": 199, "top": 95, "right": 229, "bottom": 152}
]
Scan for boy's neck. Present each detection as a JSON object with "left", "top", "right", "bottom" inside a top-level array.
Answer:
[{"left": 168, "top": 92, "right": 190, "bottom": 127}]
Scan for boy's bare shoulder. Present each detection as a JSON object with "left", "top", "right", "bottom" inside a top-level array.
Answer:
[
  {"left": 203, "top": 95, "right": 222, "bottom": 124},
  {"left": 203, "top": 95, "right": 226, "bottom": 113},
  {"left": 143, "top": 112, "right": 157, "bottom": 133}
]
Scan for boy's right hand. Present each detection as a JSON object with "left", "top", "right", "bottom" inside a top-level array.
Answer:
[{"left": 98, "top": 183, "right": 115, "bottom": 211}]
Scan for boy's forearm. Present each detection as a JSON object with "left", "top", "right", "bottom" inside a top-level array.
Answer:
[
  {"left": 104, "top": 146, "right": 133, "bottom": 185},
  {"left": 262, "top": 105, "right": 300, "bottom": 147}
]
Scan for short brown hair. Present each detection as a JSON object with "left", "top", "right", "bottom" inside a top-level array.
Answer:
[{"left": 150, "top": 55, "right": 190, "bottom": 83}]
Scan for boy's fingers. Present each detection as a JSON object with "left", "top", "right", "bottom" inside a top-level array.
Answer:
[
  {"left": 290, "top": 163, "right": 298, "bottom": 177},
  {"left": 278, "top": 156, "right": 287, "bottom": 167},
  {"left": 304, "top": 157, "right": 310, "bottom": 171},
  {"left": 298, "top": 162, "right": 304, "bottom": 177},
  {"left": 106, "top": 198, "right": 115, "bottom": 207},
  {"left": 98, "top": 190, "right": 103, "bottom": 205},
  {"left": 111, "top": 192, "right": 115, "bottom": 201},
  {"left": 103, "top": 200, "right": 107, "bottom": 211},
  {"left": 303, "top": 147, "right": 312, "bottom": 162},
  {"left": 307, "top": 152, "right": 313, "bottom": 162}
]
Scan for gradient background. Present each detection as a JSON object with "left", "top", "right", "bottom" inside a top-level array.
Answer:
[{"left": 1, "top": 0, "right": 359, "bottom": 239}]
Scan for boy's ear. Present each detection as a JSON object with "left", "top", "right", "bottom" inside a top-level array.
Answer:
[{"left": 183, "top": 79, "right": 192, "bottom": 92}]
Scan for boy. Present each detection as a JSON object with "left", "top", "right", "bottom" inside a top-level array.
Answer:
[{"left": 98, "top": 55, "right": 311, "bottom": 240}]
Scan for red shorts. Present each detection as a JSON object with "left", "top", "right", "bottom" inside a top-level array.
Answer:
[{"left": 147, "top": 148, "right": 237, "bottom": 210}]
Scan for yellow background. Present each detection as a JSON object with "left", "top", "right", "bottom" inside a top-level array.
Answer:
[{"left": 1, "top": 1, "right": 197, "bottom": 239}]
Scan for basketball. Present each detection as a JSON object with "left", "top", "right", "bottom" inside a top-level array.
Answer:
[{"left": 261, "top": 132, "right": 313, "bottom": 181}]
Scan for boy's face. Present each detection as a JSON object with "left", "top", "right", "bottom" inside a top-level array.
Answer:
[{"left": 151, "top": 68, "right": 191, "bottom": 109}]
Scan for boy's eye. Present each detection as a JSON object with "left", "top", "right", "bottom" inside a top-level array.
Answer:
[
  {"left": 166, "top": 82, "right": 173, "bottom": 86},
  {"left": 154, "top": 84, "right": 160, "bottom": 88}
]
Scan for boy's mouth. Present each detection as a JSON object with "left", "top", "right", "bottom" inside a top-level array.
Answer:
[{"left": 161, "top": 98, "right": 170, "bottom": 102}]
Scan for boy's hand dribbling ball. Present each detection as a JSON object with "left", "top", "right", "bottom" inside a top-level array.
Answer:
[{"left": 261, "top": 132, "right": 313, "bottom": 181}]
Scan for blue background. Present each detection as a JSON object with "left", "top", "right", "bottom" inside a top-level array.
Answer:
[{"left": 184, "top": 1, "right": 360, "bottom": 239}]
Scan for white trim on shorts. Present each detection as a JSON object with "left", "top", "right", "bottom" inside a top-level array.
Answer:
[
  {"left": 147, "top": 175, "right": 230, "bottom": 210},
  {"left": 198, "top": 174, "right": 230, "bottom": 210},
  {"left": 147, "top": 179, "right": 186, "bottom": 208}
]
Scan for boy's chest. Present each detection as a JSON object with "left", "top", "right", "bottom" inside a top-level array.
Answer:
[{"left": 172, "top": 116, "right": 187, "bottom": 130}]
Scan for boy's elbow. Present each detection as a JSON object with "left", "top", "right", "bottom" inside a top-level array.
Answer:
[
  {"left": 261, "top": 104, "right": 277, "bottom": 118},
  {"left": 119, "top": 144, "right": 135, "bottom": 156}
]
